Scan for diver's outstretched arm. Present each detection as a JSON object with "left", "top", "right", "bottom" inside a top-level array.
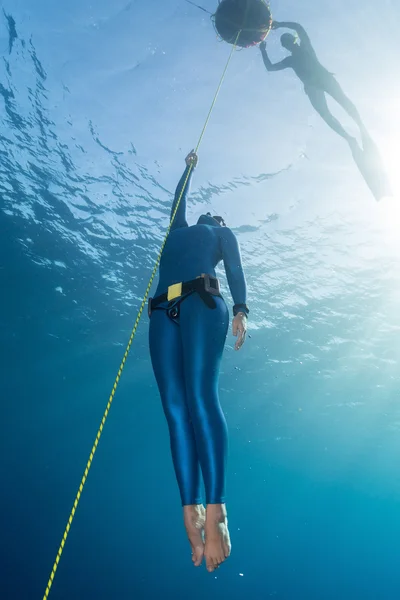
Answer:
[
  {"left": 273, "top": 21, "right": 313, "bottom": 49},
  {"left": 259, "top": 41, "right": 292, "bottom": 71},
  {"left": 170, "top": 151, "right": 197, "bottom": 231}
]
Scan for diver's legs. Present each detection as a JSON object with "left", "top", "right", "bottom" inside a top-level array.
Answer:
[
  {"left": 305, "top": 86, "right": 355, "bottom": 142},
  {"left": 180, "top": 294, "right": 229, "bottom": 506},
  {"left": 149, "top": 309, "right": 202, "bottom": 505},
  {"left": 324, "top": 77, "right": 366, "bottom": 131},
  {"left": 149, "top": 309, "right": 205, "bottom": 566},
  {"left": 180, "top": 294, "right": 231, "bottom": 572}
]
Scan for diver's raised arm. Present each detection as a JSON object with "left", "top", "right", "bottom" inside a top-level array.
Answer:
[
  {"left": 170, "top": 151, "right": 198, "bottom": 231},
  {"left": 259, "top": 41, "right": 292, "bottom": 71}
]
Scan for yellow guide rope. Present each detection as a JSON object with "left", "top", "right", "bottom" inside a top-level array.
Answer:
[{"left": 43, "top": 32, "right": 241, "bottom": 600}]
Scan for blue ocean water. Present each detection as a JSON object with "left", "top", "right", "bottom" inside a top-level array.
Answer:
[{"left": 2, "top": 1, "right": 400, "bottom": 598}]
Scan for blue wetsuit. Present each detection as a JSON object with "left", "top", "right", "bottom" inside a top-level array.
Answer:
[{"left": 149, "top": 164, "right": 247, "bottom": 506}]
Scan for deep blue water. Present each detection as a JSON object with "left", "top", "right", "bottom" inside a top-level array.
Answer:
[{"left": 2, "top": 1, "right": 400, "bottom": 598}]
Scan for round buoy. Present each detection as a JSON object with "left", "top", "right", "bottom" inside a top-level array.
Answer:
[{"left": 213, "top": 0, "right": 272, "bottom": 48}]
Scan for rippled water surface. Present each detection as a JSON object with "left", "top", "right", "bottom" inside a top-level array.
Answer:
[{"left": 2, "top": 1, "right": 400, "bottom": 598}]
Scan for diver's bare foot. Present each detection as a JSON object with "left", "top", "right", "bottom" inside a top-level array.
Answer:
[
  {"left": 204, "top": 504, "right": 231, "bottom": 572},
  {"left": 183, "top": 504, "right": 206, "bottom": 567}
]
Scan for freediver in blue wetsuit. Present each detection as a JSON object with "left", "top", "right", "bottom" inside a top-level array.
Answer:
[{"left": 148, "top": 151, "right": 249, "bottom": 573}]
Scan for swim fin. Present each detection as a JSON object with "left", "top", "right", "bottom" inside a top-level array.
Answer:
[{"left": 350, "top": 133, "right": 392, "bottom": 202}]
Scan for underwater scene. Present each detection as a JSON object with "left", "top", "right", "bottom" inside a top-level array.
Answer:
[{"left": 2, "top": 0, "right": 400, "bottom": 598}]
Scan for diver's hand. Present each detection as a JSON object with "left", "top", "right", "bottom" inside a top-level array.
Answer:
[
  {"left": 185, "top": 150, "right": 198, "bottom": 168},
  {"left": 232, "top": 313, "right": 247, "bottom": 351}
]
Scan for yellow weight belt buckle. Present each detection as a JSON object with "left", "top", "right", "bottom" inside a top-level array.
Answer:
[{"left": 167, "top": 282, "right": 183, "bottom": 301}]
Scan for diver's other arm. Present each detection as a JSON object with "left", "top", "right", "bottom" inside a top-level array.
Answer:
[
  {"left": 259, "top": 41, "right": 292, "bottom": 72},
  {"left": 170, "top": 151, "right": 198, "bottom": 231},
  {"left": 232, "top": 312, "right": 247, "bottom": 351},
  {"left": 220, "top": 228, "right": 248, "bottom": 350}
]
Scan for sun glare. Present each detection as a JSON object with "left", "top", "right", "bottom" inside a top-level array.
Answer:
[
  {"left": 373, "top": 123, "right": 400, "bottom": 231},
  {"left": 381, "top": 138, "right": 400, "bottom": 198}
]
